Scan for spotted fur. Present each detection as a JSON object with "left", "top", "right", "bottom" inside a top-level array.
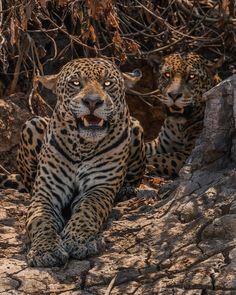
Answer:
[
  {"left": 0, "top": 58, "right": 145, "bottom": 267},
  {"left": 145, "top": 52, "right": 221, "bottom": 178}
]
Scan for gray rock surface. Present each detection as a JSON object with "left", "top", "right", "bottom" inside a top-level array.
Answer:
[{"left": 1, "top": 76, "right": 236, "bottom": 294}]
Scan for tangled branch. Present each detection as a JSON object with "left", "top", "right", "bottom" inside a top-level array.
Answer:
[{"left": 0, "top": 0, "right": 235, "bottom": 94}]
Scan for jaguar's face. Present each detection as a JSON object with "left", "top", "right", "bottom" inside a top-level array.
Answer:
[
  {"left": 55, "top": 59, "right": 127, "bottom": 143},
  {"left": 158, "top": 53, "right": 214, "bottom": 114},
  {"left": 38, "top": 58, "right": 141, "bottom": 143}
]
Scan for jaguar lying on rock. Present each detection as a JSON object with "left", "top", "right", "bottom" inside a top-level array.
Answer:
[{"left": 0, "top": 58, "right": 146, "bottom": 267}]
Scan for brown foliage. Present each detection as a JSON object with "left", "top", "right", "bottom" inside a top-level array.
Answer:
[{"left": 0, "top": 0, "right": 235, "bottom": 94}]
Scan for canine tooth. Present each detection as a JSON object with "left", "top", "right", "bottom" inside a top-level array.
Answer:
[
  {"left": 98, "top": 119, "right": 104, "bottom": 127},
  {"left": 83, "top": 117, "right": 89, "bottom": 127}
]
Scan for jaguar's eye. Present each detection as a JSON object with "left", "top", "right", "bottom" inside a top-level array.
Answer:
[
  {"left": 189, "top": 74, "right": 195, "bottom": 79},
  {"left": 72, "top": 81, "right": 80, "bottom": 86},
  {"left": 104, "top": 81, "right": 111, "bottom": 87},
  {"left": 163, "top": 72, "right": 171, "bottom": 78}
]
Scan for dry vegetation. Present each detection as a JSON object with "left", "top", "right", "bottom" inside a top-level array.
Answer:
[{"left": 0, "top": 0, "right": 235, "bottom": 95}]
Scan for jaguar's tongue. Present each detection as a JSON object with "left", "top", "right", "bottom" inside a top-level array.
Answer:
[{"left": 82, "top": 115, "right": 104, "bottom": 127}]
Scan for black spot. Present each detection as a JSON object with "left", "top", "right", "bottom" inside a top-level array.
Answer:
[
  {"left": 133, "top": 127, "right": 139, "bottom": 136},
  {"left": 48, "top": 161, "right": 56, "bottom": 169},
  {"left": 171, "top": 160, "right": 177, "bottom": 168},
  {"left": 79, "top": 138, "right": 85, "bottom": 144},
  {"left": 163, "top": 139, "right": 169, "bottom": 145},
  {"left": 19, "top": 188, "right": 28, "bottom": 193},
  {"left": 42, "top": 166, "right": 49, "bottom": 174},
  {"left": 30, "top": 149, "right": 36, "bottom": 157},
  {"left": 61, "top": 129, "right": 67, "bottom": 135},
  {"left": 133, "top": 139, "right": 140, "bottom": 147},
  {"left": 36, "top": 220, "right": 43, "bottom": 227},
  {"left": 31, "top": 120, "right": 44, "bottom": 134},
  {"left": 31, "top": 171, "right": 36, "bottom": 179},
  {"left": 69, "top": 124, "right": 75, "bottom": 131},
  {"left": 35, "top": 139, "right": 42, "bottom": 154},
  {"left": 4, "top": 180, "right": 18, "bottom": 189},
  {"left": 27, "top": 176, "right": 32, "bottom": 183},
  {"left": 26, "top": 128, "right": 33, "bottom": 145},
  {"left": 163, "top": 168, "right": 169, "bottom": 175}
]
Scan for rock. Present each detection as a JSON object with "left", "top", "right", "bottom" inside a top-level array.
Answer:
[
  {"left": 181, "top": 75, "right": 236, "bottom": 175},
  {"left": 201, "top": 214, "right": 236, "bottom": 240}
]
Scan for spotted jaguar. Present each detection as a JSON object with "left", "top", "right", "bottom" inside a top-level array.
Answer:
[
  {"left": 0, "top": 58, "right": 145, "bottom": 267},
  {"left": 145, "top": 52, "right": 221, "bottom": 178}
]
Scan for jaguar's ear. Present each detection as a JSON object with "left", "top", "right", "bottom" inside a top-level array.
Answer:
[
  {"left": 122, "top": 69, "right": 142, "bottom": 89},
  {"left": 204, "top": 56, "right": 224, "bottom": 71},
  {"left": 36, "top": 74, "right": 59, "bottom": 94},
  {"left": 204, "top": 56, "right": 224, "bottom": 84}
]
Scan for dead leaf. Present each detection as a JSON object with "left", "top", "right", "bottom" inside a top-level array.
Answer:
[
  {"left": 10, "top": 17, "right": 19, "bottom": 46},
  {"left": 89, "top": 25, "right": 96, "bottom": 42},
  {"left": 107, "top": 11, "right": 119, "bottom": 28},
  {"left": 112, "top": 31, "right": 122, "bottom": 48},
  {"left": 19, "top": 5, "right": 27, "bottom": 32}
]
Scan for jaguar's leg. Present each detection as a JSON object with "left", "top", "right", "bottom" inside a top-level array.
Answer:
[
  {"left": 125, "top": 117, "right": 146, "bottom": 187},
  {"left": 26, "top": 149, "right": 72, "bottom": 267},
  {"left": 61, "top": 190, "right": 112, "bottom": 259},
  {"left": 0, "top": 116, "right": 48, "bottom": 192},
  {"left": 62, "top": 160, "right": 127, "bottom": 259},
  {"left": 17, "top": 116, "right": 49, "bottom": 191},
  {"left": 146, "top": 151, "right": 190, "bottom": 178},
  {"left": 116, "top": 117, "right": 158, "bottom": 200}
]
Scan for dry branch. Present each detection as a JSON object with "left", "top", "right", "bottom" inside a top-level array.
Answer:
[{"left": 0, "top": 0, "right": 235, "bottom": 94}]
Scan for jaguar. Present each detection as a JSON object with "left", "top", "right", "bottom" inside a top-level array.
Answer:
[
  {"left": 0, "top": 58, "right": 145, "bottom": 267},
  {"left": 145, "top": 52, "right": 221, "bottom": 178}
]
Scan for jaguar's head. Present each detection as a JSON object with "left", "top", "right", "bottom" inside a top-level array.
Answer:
[
  {"left": 157, "top": 52, "right": 220, "bottom": 115},
  {"left": 38, "top": 58, "right": 141, "bottom": 143}
]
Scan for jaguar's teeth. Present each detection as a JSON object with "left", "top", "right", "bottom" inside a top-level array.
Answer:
[
  {"left": 83, "top": 117, "right": 89, "bottom": 127},
  {"left": 98, "top": 119, "right": 104, "bottom": 127}
]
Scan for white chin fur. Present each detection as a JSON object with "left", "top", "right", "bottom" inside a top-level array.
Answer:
[{"left": 79, "top": 129, "right": 108, "bottom": 143}]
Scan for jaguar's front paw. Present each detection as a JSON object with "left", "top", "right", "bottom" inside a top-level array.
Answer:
[
  {"left": 27, "top": 239, "right": 69, "bottom": 267},
  {"left": 63, "top": 235, "right": 105, "bottom": 259}
]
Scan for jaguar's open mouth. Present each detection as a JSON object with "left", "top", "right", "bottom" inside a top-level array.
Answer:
[
  {"left": 77, "top": 114, "right": 108, "bottom": 130},
  {"left": 169, "top": 105, "right": 184, "bottom": 114}
]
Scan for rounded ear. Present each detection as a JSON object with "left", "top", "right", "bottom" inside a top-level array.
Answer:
[
  {"left": 122, "top": 69, "right": 142, "bottom": 89},
  {"left": 36, "top": 74, "right": 59, "bottom": 94},
  {"left": 204, "top": 56, "right": 224, "bottom": 71},
  {"left": 204, "top": 56, "right": 224, "bottom": 84}
]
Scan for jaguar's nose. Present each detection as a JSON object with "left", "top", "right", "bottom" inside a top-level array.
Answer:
[
  {"left": 82, "top": 94, "right": 104, "bottom": 111},
  {"left": 167, "top": 91, "right": 183, "bottom": 101}
]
